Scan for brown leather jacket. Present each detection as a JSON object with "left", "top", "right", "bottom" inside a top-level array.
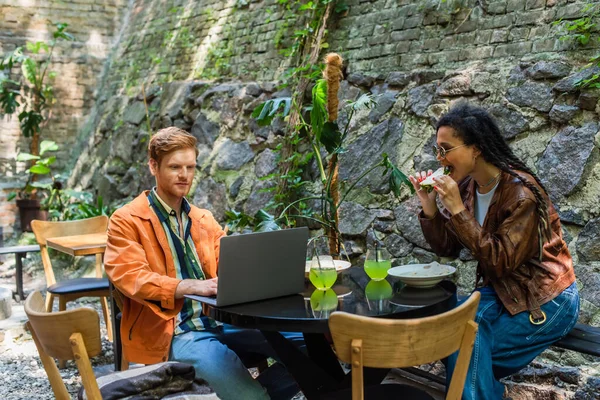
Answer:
[{"left": 419, "top": 170, "right": 575, "bottom": 319}]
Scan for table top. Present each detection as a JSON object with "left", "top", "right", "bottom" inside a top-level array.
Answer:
[
  {"left": 190, "top": 267, "right": 457, "bottom": 333},
  {"left": 46, "top": 233, "right": 108, "bottom": 256}
]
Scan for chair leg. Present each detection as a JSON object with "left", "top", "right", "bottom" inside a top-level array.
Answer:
[
  {"left": 58, "top": 296, "right": 67, "bottom": 369},
  {"left": 121, "top": 354, "right": 129, "bottom": 371},
  {"left": 100, "top": 296, "right": 113, "bottom": 342},
  {"left": 27, "top": 322, "right": 71, "bottom": 400},
  {"left": 45, "top": 293, "right": 55, "bottom": 312},
  {"left": 58, "top": 296, "right": 67, "bottom": 311},
  {"left": 70, "top": 332, "right": 102, "bottom": 400}
]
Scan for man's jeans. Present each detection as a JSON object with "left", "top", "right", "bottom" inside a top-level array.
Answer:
[
  {"left": 445, "top": 282, "right": 579, "bottom": 400},
  {"left": 170, "top": 324, "right": 304, "bottom": 400}
]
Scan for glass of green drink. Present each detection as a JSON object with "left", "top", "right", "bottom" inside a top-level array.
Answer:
[
  {"left": 309, "top": 255, "right": 337, "bottom": 290},
  {"left": 364, "top": 247, "right": 391, "bottom": 281},
  {"left": 310, "top": 288, "right": 339, "bottom": 318}
]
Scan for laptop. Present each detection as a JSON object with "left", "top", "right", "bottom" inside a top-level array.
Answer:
[{"left": 187, "top": 226, "right": 309, "bottom": 307}]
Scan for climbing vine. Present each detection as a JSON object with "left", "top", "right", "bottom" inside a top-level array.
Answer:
[{"left": 553, "top": 2, "right": 600, "bottom": 89}]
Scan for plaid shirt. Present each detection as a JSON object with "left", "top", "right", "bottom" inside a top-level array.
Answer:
[{"left": 148, "top": 189, "right": 218, "bottom": 333}]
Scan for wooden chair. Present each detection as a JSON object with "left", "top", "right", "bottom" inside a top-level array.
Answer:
[
  {"left": 328, "top": 291, "right": 481, "bottom": 400},
  {"left": 25, "top": 290, "right": 103, "bottom": 399},
  {"left": 31, "top": 216, "right": 112, "bottom": 342}
]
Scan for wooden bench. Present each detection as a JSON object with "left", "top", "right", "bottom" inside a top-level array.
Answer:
[
  {"left": 0, "top": 245, "right": 41, "bottom": 300},
  {"left": 554, "top": 323, "right": 600, "bottom": 357}
]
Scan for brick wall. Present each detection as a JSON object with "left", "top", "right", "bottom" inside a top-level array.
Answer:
[{"left": 0, "top": 0, "right": 128, "bottom": 237}]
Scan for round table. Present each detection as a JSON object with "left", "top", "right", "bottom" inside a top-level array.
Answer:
[{"left": 196, "top": 267, "right": 457, "bottom": 399}]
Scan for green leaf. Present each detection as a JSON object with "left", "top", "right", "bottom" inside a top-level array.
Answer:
[
  {"left": 311, "top": 79, "right": 328, "bottom": 142},
  {"left": 40, "top": 156, "right": 56, "bottom": 166},
  {"left": 21, "top": 57, "right": 37, "bottom": 85},
  {"left": 16, "top": 152, "right": 40, "bottom": 161},
  {"left": 29, "top": 181, "right": 52, "bottom": 190},
  {"left": 251, "top": 98, "right": 292, "bottom": 126},
  {"left": 7, "top": 192, "right": 16, "bottom": 201},
  {"left": 320, "top": 121, "right": 342, "bottom": 153},
  {"left": 53, "top": 22, "right": 75, "bottom": 41},
  {"left": 335, "top": 2, "right": 349, "bottom": 13},
  {"left": 18, "top": 110, "right": 43, "bottom": 138},
  {"left": 253, "top": 209, "right": 281, "bottom": 231},
  {"left": 40, "top": 140, "right": 58, "bottom": 155},
  {"left": 351, "top": 93, "right": 377, "bottom": 111},
  {"left": 389, "top": 164, "right": 413, "bottom": 196},
  {"left": 29, "top": 164, "right": 51, "bottom": 175},
  {"left": 26, "top": 41, "right": 49, "bottom": 54}
]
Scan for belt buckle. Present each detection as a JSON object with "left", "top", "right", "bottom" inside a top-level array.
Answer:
[{"left": 529, "top": 310, "right": 547, "bottom": 325}]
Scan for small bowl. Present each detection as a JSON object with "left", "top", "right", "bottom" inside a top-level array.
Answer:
[
  {"left": 305, "top": 260, "right": 352, "bottom": 278},
  {"left": 388, "top": 262, "right": 455, "bottom": 289}
]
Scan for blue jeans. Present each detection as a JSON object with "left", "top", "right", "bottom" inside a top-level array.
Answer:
[
  {"left": 446, "top": 282, "right": 579, "bottom": 400},
  {"left": 170, "top": 324, "right": 304, "bottom": 400}
]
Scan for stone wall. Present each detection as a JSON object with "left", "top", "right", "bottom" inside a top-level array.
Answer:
[{"left": 0, "top": 0, "right": 129, "bottom": 236}]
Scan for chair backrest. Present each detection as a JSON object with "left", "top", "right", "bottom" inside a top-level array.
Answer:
[
  {"left": 25, "top": 291, "right": 102, "bottom": 400},
  {"left": 31, "top": 216, "right": 108, "bottom": 285},
  {"left": 329, "top": 291, "right": 480, "bottom": 400}
]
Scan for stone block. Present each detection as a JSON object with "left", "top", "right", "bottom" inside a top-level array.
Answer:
[
  {"left": 507, "top": 81, "right": 554, "bottom": 112},
  {"left": 493, "top": 41, "right": 533, "bottom": 57},
  {"left": 577, "top": 89, "right": 600, "bottom": 111},
  {"left": 556, "top": 2, "right": 589, "bottom": 20},
  {"left": 475, "top": 30, "right": 493, "bottom": 45},
  {"left": 422, "top": 37, "right": 440, "bottom": 51},
  {"left": 489, "top": 14, "right": 515, "bottom": 29},
  {"left": 526, "top": 61, "right": 572, "bottom": 80},
  {"left": 486, "top": 0, "right": 507, "bottom": 15},
  {"left": 390, "top": 28, "right": 420, "bottom": 41},
  {"left": 548, "top": 104, "right": 579, "bottom": 123},
  {"left": 491, "top": 29, "right": 510, "bottom": 43},
  {"left": 525, "top": 0, "right": 546, "bottom": 10},
  {"left": 399, "top": 3, "right": 418, "bottom": 17},
  {"left": 455, "top": 32, "right": 477, "bottom": 46},
  {"left": 347, "top": 38, "right": 367, "bottom": 49},
  {"left": 509, "top": 27, "right": 530, "bottom": 41},
  {"left": 423, "top": 13, "right": 438, "bottom": 26},
  {"left": 538, "top": 123, "right": 599, "bottom": 202},
  {"left": 403, "top": 15, "right": 423, "bottom": 29},
  {"left": 440, "top": 36, "right": 457, "bottom": 48},
  {"left": 368, "top": 34, "right": 388, "bottom": 46},
  {"left": 392, "top": 18, "right": 405, "bottom": 30},
  {"left": 454, "top": 20, "right": 478, "bottom": 33},
  {"left": 428, "top": 49, "right": 461, "bottom": 64},
  {"left": 532, "top": 38, "right": 555, "bottom": 53},
  {"left": 395, "top": 41, "right": 411, "bottom": 53}
]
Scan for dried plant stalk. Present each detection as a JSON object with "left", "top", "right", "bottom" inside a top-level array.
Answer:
[{"left": 323, "top": 53, "right": 343, "bottom": 257}]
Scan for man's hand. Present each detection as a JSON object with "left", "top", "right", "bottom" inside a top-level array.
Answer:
[{"left": 175, "top": 278, "right": 218, "bottom": 299}]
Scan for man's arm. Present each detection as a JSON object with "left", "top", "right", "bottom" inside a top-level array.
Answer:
[{"left": 105, "top": 211, "right": 183, "bottom": 318}]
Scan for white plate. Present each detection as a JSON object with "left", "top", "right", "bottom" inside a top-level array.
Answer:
[
  {"left": 305, "top": 260, "right": 352, "bottom": 276},
  {"left": 388, "top": 262, "right": 455, "bottom": 288}
]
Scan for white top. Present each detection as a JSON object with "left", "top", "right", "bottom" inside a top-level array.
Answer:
[{"left": 474, "top": 182, "right": 499, "bottom": 226}]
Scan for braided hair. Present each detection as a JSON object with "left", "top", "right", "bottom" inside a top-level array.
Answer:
[{"left": 436, "top": 103, "right": 552, "bottom": 259}]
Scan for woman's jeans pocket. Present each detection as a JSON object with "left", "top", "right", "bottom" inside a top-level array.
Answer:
[{"left": 526, "top": 282, "right": 579, "bottom": 343}]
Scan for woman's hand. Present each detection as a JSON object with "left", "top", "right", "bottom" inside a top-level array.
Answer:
[
  {"left": 432, "top": 175, "right": 465, "bottom": 216},
  {"left": 409, "top": 170, "right": 438, "bottom": 218}
]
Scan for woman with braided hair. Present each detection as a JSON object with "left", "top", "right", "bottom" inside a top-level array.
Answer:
[{"left": 408, "top": 103, "right": 579, "bottom": 400}]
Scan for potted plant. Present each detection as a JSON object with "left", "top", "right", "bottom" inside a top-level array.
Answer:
[
  {"left": 8, "top": 140, "right": 59, "bottom": 231},
  {"left": 0, "top": 22, "right": 74, "bottom": 231}
]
